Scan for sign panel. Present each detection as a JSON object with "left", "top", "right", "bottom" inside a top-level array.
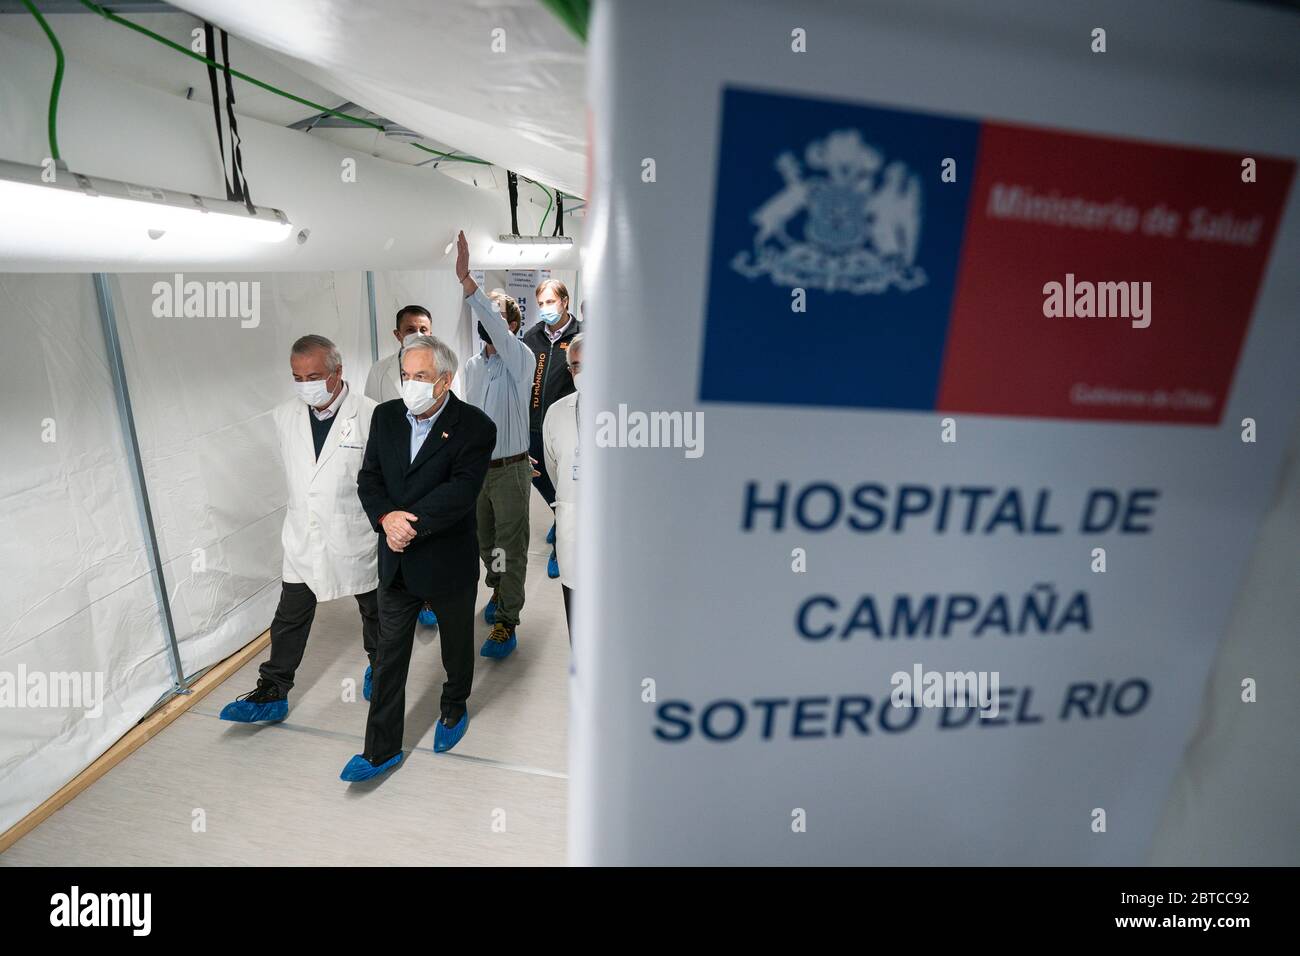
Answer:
[
  {"left": 701, "top": 88, "right": 1292, "bottom": 424},
  {"left": 573, "top": 0, "right": 1300, "bottom": 865}
]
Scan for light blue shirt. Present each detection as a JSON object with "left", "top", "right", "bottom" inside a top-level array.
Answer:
[
  {"left": 406, "top": 395, "right": 449, "bottom": 463},
  {"left": 460, "top": 287, "right": 536, "bottom": 459}
]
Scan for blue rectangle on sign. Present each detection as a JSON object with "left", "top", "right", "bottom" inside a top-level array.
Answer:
[{"left": 698, "top": 87, "right": 980, "bottom": 411}]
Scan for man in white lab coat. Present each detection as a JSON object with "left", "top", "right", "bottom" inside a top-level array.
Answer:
[
  {"left": 364, "top": 304, "right": 433, "bottom": 404},
  {"left": 542, "top": 333, "right": 582, "bottom": 644},
  {"left": 220, "top": 335, "right": 380, "bottom": 722}
]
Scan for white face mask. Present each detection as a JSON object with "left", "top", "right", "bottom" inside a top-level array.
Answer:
[
  {"left": 570, "top": 371, "right": 581, "bottom": 394},
  {"left": 401, "top": 332, "right": 425, "bottom": 348},
  {"left": 402, "top": 378, "right": 441, "bottom": 415},
  {"left": 295, "top": 378, "right": 332, "bottom": 407}
]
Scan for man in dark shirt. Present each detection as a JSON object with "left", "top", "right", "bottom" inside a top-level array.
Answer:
[{"left": 522, "top": 279, "right": 582, "bottom": 579}]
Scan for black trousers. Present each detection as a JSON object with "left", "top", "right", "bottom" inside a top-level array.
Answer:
[
  {"left": 561, "top": 584, "right": 573, "bottom": 645},
  {"left": 363, "top": 569, "right": 476, "bottom": 764},
  {"left": 528, "top": 429, "right": 556, "bottom": 507},
  {"left": 260, "top": 582, "right": 379, "bottom": 696}
]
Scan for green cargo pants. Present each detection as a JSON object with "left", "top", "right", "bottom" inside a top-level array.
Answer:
[{"left": 475, "top": 457, "right": 532, "bottom": 627}]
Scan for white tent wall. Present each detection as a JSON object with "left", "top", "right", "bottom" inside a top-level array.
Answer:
[
  {"left": 0, "top": 274, "right": 177, "bottom": 835},
  {"left": 0, "top": 29, "right": 583, "bottom": 273},
  {"left": 108, "top": 271, "right": 374, "bottom": 677}
]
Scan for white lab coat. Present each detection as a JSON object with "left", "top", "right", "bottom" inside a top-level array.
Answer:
[
  {"left": 274, "top": 385, "right": 379, "bottom": 602},
  {"left": 363, "top": 351, "right": 403, "bottom": 403},
  {"left": 542, "top": 392, "right": 579, "bottom": 588}
]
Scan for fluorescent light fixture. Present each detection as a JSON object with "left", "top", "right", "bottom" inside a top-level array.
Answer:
[
  {"left": 497, "top": 234, "right": 574, "bottom": 247},
  {"left": 491, "top": 234, "right": 574, "bottom": 257},
  {"left": 0, "top": 159, "right": 292, "bottom": 244}
]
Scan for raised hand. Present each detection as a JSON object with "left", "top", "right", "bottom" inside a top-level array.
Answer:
[{"left": 455, "top": 230, "right": 471, "bottom": 283}]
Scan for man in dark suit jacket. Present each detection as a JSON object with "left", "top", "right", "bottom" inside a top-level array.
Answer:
[{"left": 340, "top": 333, "right": 496, "bottom": 781}]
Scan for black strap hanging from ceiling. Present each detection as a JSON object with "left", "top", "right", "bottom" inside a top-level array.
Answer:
[
  {"left": 202, "top": 22, "right": 235, "bottom": 202},
  {"left": 202, "top": 23, "right": 256, "bottom": 214},
  {"left": 507, "top": 171, "right": 520, "bottom": 236},
  {"left": 218, "top": 28, "right": 255, "bottom": 214},
  {"left": 552, "top": 190, "right": 565, "bottom": 237}
]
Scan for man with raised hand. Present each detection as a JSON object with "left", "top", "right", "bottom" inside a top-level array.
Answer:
[{"left": 453, "top": 230, "right": 537, "bottom": 659}]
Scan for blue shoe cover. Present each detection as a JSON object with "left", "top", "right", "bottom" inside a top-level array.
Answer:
[
  {"left": 363, "top": 665, "right": 373, "bottom": 702},
  {"left": 480, "top": 632, "right": 517, "bottom": 659},
  {"left": 340, "top": 752, "right": 403, "bottom": 781},
  {"left": 434, "top": 712, "right": 469, "bottom": 753},
  {"left": 546, "top": 522, "right": 556, "bottom": 545},
  {"left": 219, "top": 697, "right": 287, "bottom": 723},
  {"left": 484, "top": 596, "right": 497, "bottom": 625},
  {"left": 547, "top": 550, "right": 559, "bottom": 579},
  {"left": 419, "top": 607, "right": 438, "bottom": 627}
]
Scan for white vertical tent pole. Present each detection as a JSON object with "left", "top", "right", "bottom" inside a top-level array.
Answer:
[
  {"left": 91, "top": 273, "right": 190, "bottom": 697},
  {"left": 366, "top": 270, "right": 379, "bottom": 362}
]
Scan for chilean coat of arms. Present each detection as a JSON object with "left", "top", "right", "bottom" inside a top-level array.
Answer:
[{"left": 731, "top": 129, "right": 927, "bottom": 295}]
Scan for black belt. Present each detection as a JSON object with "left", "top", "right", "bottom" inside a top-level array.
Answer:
[{"left": 489, "top": 451, "right": 529, "bottom": 469}]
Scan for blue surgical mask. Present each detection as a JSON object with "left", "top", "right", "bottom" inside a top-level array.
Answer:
[{"left": 539, "top": 310, "right": 562, "bottom": 326}]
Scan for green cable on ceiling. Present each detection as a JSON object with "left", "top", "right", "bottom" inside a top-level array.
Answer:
[
  {"left": 411, "top": 143, "right": 491, "bottom": 165},
  {"left": 20, "top": 0, "right": 64, "bottom": 162},
  {"left": 524, "top": 178, "right": 554, "bottom": 234},
  {"left": 74, "top": 0, "right": 493, "bottom": 165},
  {"left": 539, "top": 0, "right": 589, "bottom": 43}
]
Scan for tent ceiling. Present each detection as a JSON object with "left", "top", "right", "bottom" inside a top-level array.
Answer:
[
  {"left": 0, "top": 11, "right": 444, "bottom": 171},
  {"left": 2, "top": 2, "right": 585, "bottom": 208},
  {"left": 168, "top": 0, "right": 588, "bottom": 197},
  {"left": 0, "top": 11, "right": 340, "bottom": 128}
]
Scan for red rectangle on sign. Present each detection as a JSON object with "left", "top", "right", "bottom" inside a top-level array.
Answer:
[{"left": 937, "top": 123, "right": 1294, "bottom": 424}]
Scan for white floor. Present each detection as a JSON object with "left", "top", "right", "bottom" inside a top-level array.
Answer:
[{"left": 1, "top": 493, "right": 569, "bottom": 866}]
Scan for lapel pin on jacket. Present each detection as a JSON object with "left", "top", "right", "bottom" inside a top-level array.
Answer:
[{"left": 442, "top": 431, "right": 450, "bottom": 439}]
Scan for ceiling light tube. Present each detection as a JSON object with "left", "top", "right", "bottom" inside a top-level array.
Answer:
[
  {"left": 0, "top": 159, "right": 293, "bottom": 244},
  {"left": 496, "top": 234, "right": 574, "bottom": 246},
  {"left": 491, "top": 234, "right": 576, "bottom": 262}
]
